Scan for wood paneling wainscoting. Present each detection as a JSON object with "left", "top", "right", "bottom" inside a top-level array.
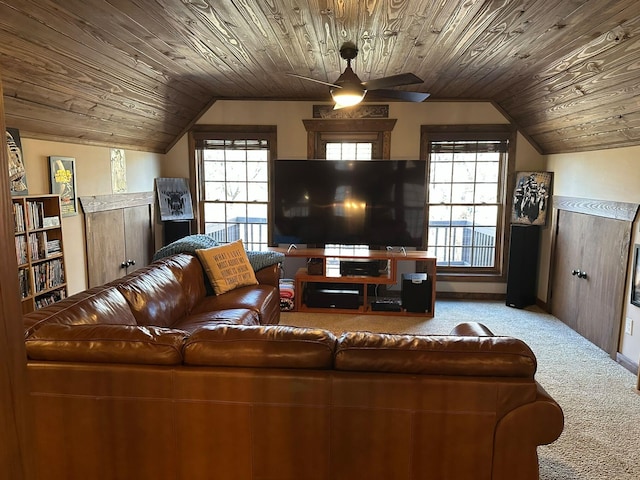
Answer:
[{"left": 549, "top": 196, "right": 639, "bottom": 359}]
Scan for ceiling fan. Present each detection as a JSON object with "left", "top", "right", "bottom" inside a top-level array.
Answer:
[{"left": 288, "top": 42, "right": 430, "bottom": 109}]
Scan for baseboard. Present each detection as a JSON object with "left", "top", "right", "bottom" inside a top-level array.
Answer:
[
  {"left": 436, "top": 292, "right": 505, "bottom": 301},
  {"left": 616, "top": 352, "right": 639, "bottom": 376},
  {"left": 436, "top": 292, "right": 549, "bottom": 311},
  {"left": 536, "top": 298, "right": 549, "bottom": 312}
]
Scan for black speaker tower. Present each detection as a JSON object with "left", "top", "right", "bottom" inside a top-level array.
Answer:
[
  {"left": 163, "top": 220, "right": 192, "bottom": 246},
  {"left": 505, "top": 225, "right": 540, "bottom": 309}
]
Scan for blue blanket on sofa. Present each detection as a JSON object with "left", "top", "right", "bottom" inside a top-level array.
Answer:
[{"left": 152, "top": 234, "right": 284, "bottom": 272}]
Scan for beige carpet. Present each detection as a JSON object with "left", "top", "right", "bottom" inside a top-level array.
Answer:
[{"left": 281, "top": 300, "right": 640, "bottom": 480}]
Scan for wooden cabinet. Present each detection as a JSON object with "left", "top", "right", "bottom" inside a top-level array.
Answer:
[
  {"left": 275, "top": 247, "right": 436, "bottom": 317},
  {"left": 550, "top": 197, "right": 638, "bottom": 358},
  {"left": 80, "top": 192, "right": 154, "bottom": 288},
  {"left": 12, "top": 194, "right": 68, "bottom": 313}
]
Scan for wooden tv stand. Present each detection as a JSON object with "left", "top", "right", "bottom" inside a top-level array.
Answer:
[{"left": 273, "top": 247, "right": 436, "bottom": 317}]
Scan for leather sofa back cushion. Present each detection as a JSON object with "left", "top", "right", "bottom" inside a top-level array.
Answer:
[
  {"left": 117, "top": 263, "right": 188, "bottom": 328},
  {"left": 25, "top": 324, "right": 187, "bottom": 365},
  {"left": 184, "top": 324, "right": 337, "bottom": 368},
  {"left": 335, "top": 331, "right": 537, "bottom": 378},
  {"left": 23, "top": 286, "right": 136, "bottom": 337},
  {"left": 156, "top": 253, "right": 207, "bottom": 311}
]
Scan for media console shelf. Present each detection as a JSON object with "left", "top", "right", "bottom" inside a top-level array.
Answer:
[{"left": 273, "top": 247, "right": 436, "bottom": 317}]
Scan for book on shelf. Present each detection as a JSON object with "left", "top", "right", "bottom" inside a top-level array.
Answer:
[
  {"left": 35, "top": 288, "right": 66, "bottom": 309},
  {"left": 32, "top": 258, "right": 64, "bottom": 293},
  {"left": 26, "top": 200, "right": 45, "bottom": 230},
  {"left": 43, "top": 216, "right": 60, "bottom": 228},
  {"left": 15, "top": 235, "right": 27, "bottom": 265},
  {"left": 46, "top": 239, "right": 61, "bottom": 256},
  {"left": 28, "top": 232, "right": 47, "bottom": 261},
  {"left": 18, "top": 269, "right": 30, "bottom": 299},
  {"left": 13, "top": 202, "right": 25, "bottom": 232}
]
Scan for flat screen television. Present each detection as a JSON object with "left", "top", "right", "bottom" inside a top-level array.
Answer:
[{"left": 272, "top": 159, "right": 426, "bottom": 248}]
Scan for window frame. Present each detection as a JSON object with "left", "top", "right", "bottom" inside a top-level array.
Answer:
[
  {"left": 420, "top": 124, "right": 517, "bottom": 281},
  {"left": 189, "top": 125, "right": 277, "bottom": 249},
  {"left": 302, "top": 119, "right": 396, "bottom": 159}
]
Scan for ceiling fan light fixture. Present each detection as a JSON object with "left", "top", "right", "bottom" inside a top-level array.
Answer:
[{"left": 331, "top": 84, "right": 366, "bottom": 108}]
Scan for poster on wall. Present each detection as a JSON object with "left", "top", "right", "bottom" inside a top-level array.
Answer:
[
  {"left": 110, "top": 148, "right": 127, "bottom": 193},
  {"left": 631, "top": 245, "right": 640, "bottom": 308},
  {"left": 49, "top": 156, "right": 78, "bottom": 217},
  {"left": 155, "top": 177, "right": 194, "bottom": 221},
  {"left": 6, "top": 127, "right": 28, "bottom": 195},
  {"left": 511, "top": 171, "right": 553, "bottom": 226}
]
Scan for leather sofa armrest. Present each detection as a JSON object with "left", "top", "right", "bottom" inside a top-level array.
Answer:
[
  {"left": 255, "top": 263, "right": 281, "bottom": 289},
  {"left": 449, "top": 322, "right": 494, "bottom": 336},
  {"left": 492, "top": 383, "right": 565, "bottom": 480},
  {"left": 25, "top": 324, "right": 187, "bottom": 365}
]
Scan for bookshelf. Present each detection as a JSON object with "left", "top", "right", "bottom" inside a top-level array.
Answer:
[{"left": 12, "top": 194, "right": 67, "bottom": 313}]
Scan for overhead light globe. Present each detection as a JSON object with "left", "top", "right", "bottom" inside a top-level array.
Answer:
[
  {"left": 330, "top": 64, "right": 366, "bottom": 109},
  {"left": 331, "top": 86, "right": 366, "bottom": 108}
]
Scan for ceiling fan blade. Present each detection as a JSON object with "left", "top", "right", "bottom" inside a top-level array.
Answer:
[
  {"left": 368, "top": 89, "right": 430, "bottom": 102},
  {"left": 286, "top": 73, "right": 340, "bottom": 88},
  {"left": 363, "top": 73, "right": 423, "bottom": 91}
]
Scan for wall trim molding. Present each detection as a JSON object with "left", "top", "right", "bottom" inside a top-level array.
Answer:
[
  {"left": 553, "top": 195, "right": 639, "bottom": 222},
  {"left": 79, "top": 192, "right": 154, "bottom": 214}
]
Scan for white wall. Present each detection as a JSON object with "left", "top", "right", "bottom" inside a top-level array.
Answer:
[
  {"left": 165, "top": 99, "right": 546, "bottom": 294},
  {"left": 547, "top": 146, "right": 640, "bottom": 365},
  {"left": 17, "top": 139, "right": 162, "bottom": 294}
]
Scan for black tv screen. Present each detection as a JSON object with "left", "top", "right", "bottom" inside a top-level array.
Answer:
[{"left": 272, "top": 160, "right": 426, "bottom": 248}]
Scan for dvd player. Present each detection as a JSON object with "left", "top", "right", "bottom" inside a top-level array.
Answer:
[{"left": 339, "top": 259, "right": 380, "bottom": 276}]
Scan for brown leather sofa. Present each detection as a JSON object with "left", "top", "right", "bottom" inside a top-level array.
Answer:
[
  {"left": 22, "top": 254, "right": 563, "bottom": 480},
  {"left": 23, "top": 252, "right": 281, "bottom": 339}
]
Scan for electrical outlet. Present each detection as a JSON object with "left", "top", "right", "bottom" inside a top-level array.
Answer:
[{"left": 625, "top": 318, "right": 634, "bottom": 335}]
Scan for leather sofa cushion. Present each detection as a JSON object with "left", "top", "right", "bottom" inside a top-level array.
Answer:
[
  {"left": 335, "top": 331, "right": 537, "bottom": 378},
  {"left": 184, "top": 324, "right": 337, "bottom": 368},
  {"left": 117, "top": 262, "right": 189, "bottom": 328},
  {"left": 172, "top": 308, "right": 260, "bottom": 333},
  {"left": 157, "top": 253, "right": 208, "bottom": 311},
  {"left": 192, "top": 284, "right": 280, "bottom": 325},
  {"left": 23, "top": 286, "right": 136, "bottom": 337},
  {"left": 26, "top": 324, "right": 187, "bottom": 365}
]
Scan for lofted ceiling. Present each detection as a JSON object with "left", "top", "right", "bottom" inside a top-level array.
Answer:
[{"left": 1, "top": 0, "right": 640, "bottom": 155}]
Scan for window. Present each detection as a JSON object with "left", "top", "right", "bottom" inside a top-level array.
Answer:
[
  {"left": 191, "top": 126, "right": 276, "bottom": 251},
  {"left": 302, "top": 119, "right": 396, "bottom": 159},
  {"left": 326, "top": 141, "right": 372, "bottom": 160},
  {"left": 421, "top": 125, "right": 515, "bottom": 277}
]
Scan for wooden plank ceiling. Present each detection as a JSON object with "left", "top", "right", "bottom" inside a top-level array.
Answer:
[{"left": 1, "top": 0, "right": 640, "bottom": 154}]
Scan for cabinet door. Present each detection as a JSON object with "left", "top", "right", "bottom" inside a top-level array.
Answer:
[
  {"left": 551, "top": 210, "right": 630, "bottom": 357},
  {"left": 576, "top": 214, "right": 629, "bottom": 356},
  {"left": 550, "top": 210, "right": 583, "bottom": 331},
  {"left": 86, "top": 210, "right": 126, "bottom": 287},
  {"left": 123, "top": 205, "right": 153, "bottom": 275}
]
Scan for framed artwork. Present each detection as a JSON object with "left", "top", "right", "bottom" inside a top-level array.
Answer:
[
  {"left": 49, "top": 156, "right": 78, "bottom": 216},
  {"left": 6, "top": 127, "right": 28, "bottom": 195},
  {"left": 110, "top": 148, "right": 127, "bottom": 193},
  {"left": 155, "top": 177, "right": 194, "bottom": 221},
  {"left": 511, "top": 171, "right": 553, "bottom": 226},
  {"left": 632, "top": 245, "right": 640, "bottom": 308}
]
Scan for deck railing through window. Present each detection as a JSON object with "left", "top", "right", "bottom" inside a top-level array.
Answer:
[
  {"left": 205, "top": 217, "right": 268, "bottom": 251},
  {"left": 428, "top": 221, "right": 496, "bottom": 267}
]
